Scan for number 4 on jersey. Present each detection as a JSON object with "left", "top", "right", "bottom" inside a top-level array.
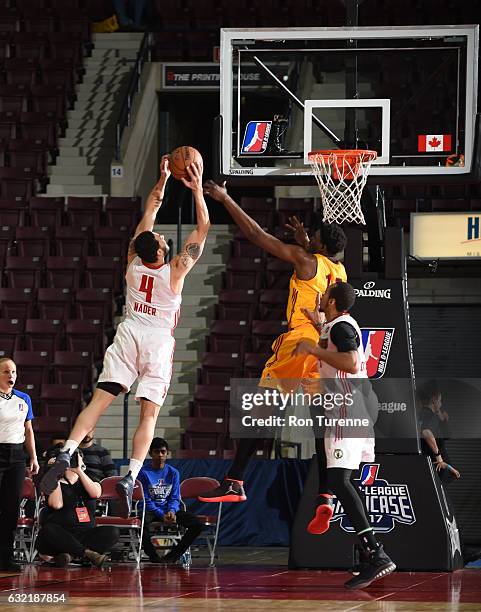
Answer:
[{"left": 139, "top": 274, "right": 154, "bottom": 303}]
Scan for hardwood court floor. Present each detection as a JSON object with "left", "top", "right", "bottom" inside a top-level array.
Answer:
[{"left": 1, "top": 548, "right": 480, "bottom": 612}]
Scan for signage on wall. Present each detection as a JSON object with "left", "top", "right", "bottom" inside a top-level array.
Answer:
[
  {"left": 161, "top": 63, "right": 289, "bottom": 91},
  {"left": 411, "top": 212, "right": 481, "bottom": 259}
]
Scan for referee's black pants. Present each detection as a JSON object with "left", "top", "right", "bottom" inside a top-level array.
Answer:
[{"left": 0, "top": 443, "right": 26, "bottom": 563}]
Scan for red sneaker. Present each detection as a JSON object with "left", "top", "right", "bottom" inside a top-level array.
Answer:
[
  {"left": 307, "top": 494, "right": 334, "bottom": 535},
  {"left": 198, "top": 478, "right": 246, "bottom": 502}
]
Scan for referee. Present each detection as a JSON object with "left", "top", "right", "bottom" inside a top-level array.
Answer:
[{"left": 0, "top": 358, "right": 39, "bottom": 571}]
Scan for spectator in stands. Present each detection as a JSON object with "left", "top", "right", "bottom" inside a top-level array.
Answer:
[
  {"left": 112, "top": 0, "right": 146, "bottom": 31},
  {"left": 36, "top": 446, "right": 119, "bottom": 568},
  {"left": 0, "top": 357, "right": 39, "bottom": 572},
  {"left": 139, "top": 438, "right": 202, "bottom": 564},
  {"left": 79, "top": 430, "right": 117, "bottom": 483},
  {"left": 418, "top": 380, "right": 460, "bottom": 481}
]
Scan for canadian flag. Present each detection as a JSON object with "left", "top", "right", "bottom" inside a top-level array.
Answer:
[{"left": 418, "top": 134, "right": 452, "bottom": 152}]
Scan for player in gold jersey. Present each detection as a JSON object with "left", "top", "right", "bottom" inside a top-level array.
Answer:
[{"left": 199, "top": 181, "right": 347, "bottom": 503}]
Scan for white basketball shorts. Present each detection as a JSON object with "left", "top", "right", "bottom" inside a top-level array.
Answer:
[
  {"left": 98, "top": 320, "right": 176, "bottom": 407},
  {"left": 324, "top": 433, "right": 375, "bottom": 470}
]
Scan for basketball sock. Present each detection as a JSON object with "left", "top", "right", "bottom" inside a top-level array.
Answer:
[
  {"left": 357, "top": 527, "right": 380, "bottom": 553},
  {"left": 128, "top": 458, "right": 143, "bottom": 481},
  {"left": 315, "top": 438, "right": 329, "bottom": 494},
  {"left": 228, "top": 438, "right": 259, "bottom": 480},
  {"left": 61, "top": 440, "right": 79, "bottom": 455}
]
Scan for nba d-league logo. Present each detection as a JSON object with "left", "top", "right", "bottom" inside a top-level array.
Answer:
[{"left": 331, "top": 464, "right": 416, "bottom": 533}]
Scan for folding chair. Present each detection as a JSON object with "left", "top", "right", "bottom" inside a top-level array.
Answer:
[
  {"left": 96, "top": 476, "right": 145, "bottom": 565},
  {"left": 180, "top": 477, "right": 222, "bottom": 567},
  {"left": 14, "top": 477, "right": 39, "bottom": 563}
]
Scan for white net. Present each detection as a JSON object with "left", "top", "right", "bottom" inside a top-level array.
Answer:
[{"left": 308, "top": 150, "right": 377, "bottom": 225}]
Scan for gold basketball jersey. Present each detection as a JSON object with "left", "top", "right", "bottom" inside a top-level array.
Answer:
[{"left": 286, "top": 254, "right": 347, "bottom": 329}]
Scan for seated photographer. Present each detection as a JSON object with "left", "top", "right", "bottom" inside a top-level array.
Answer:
[
  {"left": 36, "top": 446, "right": 119, "bottom": 568},
  {"left": 139, "top": 438, "right": 202, "bottom": 564}
]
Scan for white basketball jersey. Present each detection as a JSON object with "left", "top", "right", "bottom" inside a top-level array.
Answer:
[
  {"left": 125, "top": 257, "right": 181, "bottom": 330},
  {"left": 319, "top": 313, "right": 367, "bottom": 379}
]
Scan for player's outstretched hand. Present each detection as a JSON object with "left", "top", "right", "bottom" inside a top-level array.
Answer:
[
  {"left": 203, "top": 179, "right": 227, "bottom": 203},
  {"left": 181, "top": 161, "right": 203, "bottom": 192},
  {"left": 301, "top": 293, "right": 324, "bottom": 328},
  {"left": 292, "top": 340, "right": 317, "bottom": 357},
  {"left": 160, "top": 154, "right": 171, "bottom": 181},
  {"left": 285, "top": 216, "right": 309, "bottom": 249}
]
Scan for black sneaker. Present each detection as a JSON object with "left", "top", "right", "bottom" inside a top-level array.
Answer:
[
  {"left": 344, "top": 545, "right": 396, "bottom": 590},
  {"left": 116, "top": 473, "right": 134, "bottom": 518},
  {"left": 198, "top": 478, "right": 246, "bottom": 503},
  {"left": 40, "top": 451, "right": 71, "bottom": 495}
]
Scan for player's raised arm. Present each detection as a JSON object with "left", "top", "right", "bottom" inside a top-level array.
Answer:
[
  {"left": 203, "top": 180, "right": 312, "bottom": 270},
  {"left": 127, "top": 156, "right": 171, "bottom": 264},
  {"left": 171, "top": 161, "right": 210, "bottom": 280}
]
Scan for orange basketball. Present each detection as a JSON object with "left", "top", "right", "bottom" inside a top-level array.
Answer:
[{"left": 169, "top": 146, "right": 203, "bottom": 180}]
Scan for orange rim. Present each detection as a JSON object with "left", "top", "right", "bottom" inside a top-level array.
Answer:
[{"left": 308, "top": 149, "right": 377, "bottom": 164}]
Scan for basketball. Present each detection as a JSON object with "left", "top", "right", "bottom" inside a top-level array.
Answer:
[{"left": 169, "top": 146, "right": 203, "bottom": 180}]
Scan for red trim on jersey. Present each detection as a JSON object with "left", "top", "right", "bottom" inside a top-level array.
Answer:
[{"left": 141, "top": 261, "right": 165, "bottom": 270}]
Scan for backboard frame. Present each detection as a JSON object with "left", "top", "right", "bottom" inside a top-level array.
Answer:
[{"left": 220, "top": 25, "right": 479, "bottom": 181}]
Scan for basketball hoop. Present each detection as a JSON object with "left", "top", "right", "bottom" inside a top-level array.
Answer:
[{"left": 308, "top": 149, "right": 377, "bottom": 225}]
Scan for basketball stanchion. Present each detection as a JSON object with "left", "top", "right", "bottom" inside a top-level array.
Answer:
[{"left": 308, "top": 149, "right": 377, "bottom": 225}]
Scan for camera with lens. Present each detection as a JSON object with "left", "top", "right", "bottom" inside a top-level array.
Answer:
[{"left": 70, "top": 450, "right": 82, "bottom": 468}]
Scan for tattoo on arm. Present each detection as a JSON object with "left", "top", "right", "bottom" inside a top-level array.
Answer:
[{"left": 180, "top": 243, "right": 201, "bottom": 267}]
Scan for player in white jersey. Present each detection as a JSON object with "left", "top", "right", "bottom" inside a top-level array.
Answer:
[
  {"left": 293, "top": 282, "right": 395, "bottom": 590},
  {"left": 41, "top": 156, "right": 210, "bottom": 518}
]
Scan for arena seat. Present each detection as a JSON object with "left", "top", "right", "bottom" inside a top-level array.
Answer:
[
  {"left": 200, "top": 352, "right": 243, "bottom": 386},
  {"left": 191, "top": 384, "right": 229, "bottom": 419},
  {"left": 55, "top": 227, "right": 90, "bottom": 258},
  {"left": 65, "top": 197, "right": 103, "bottom": 228},
  {"left": 183, "top": 429, "right": 226, "bottom": 453},
  {"left": 93, "top": 227, "right": 129, "bottom": 258},
  {"left": 46, "top": 256, "right": 82, "bottom": 289},
  {"left": 13, "top": 350, "right": 50, "bottom": 398},
  {"left": 105, "top": 196, "right": 141, "bottom": 231},
  {"left": 37, "top": 288, "right": 73, "bottom": 320},
  {"left": 0, "top": 318, "right": 24, "bottom": 355},
  {"left": 251, "top": 320, "right": 287, "bottom": 353},
  {"left": 0, "top": 167, "right": 37, "bottom": 199},
  {"left": 74, "top": 288, "right": 114, "bottom": 326},
  {"left": 65, "top": 319, "right": 106, "bottom": 360},
  {"left": 40, "top": 383, "right": 82, "bottom": 418},
  {"left": 0, "top": 288, "right": 36, "bottom": 319},
  {"left": 29, "top": 196, "right": 64, "bottom": 226},
  {"left": 243, "top": 352, "right": 270, "bottom": 378},
  {"left": 224, "top": 257, "right": 263, "bottom": 290},
  {"left": 0, "top": 224, "right": 15, "bottom": 268},
  {"left": 85, "top": 256, "right": 123, "bottom": 293},
  {"left": 258, "top": 289, "right": 288, "bottom": 321},
  {"left": 4, "top": 255, "right": 43, "bottom": 289},
  {"left": 277, "top": 197, "right": 316, "bottom": 229},
  {"left": 15, "top": 226, "right": 51, "bottom": 258},
  {"left": 208, "top": 320, "right": 250, "bottom": 355},
  {"left": 8, "top": 140, "right": 49, "bottom": 175},
  {"left": 0, "top": 198, "right": 27, "bottom": 225},
  {"left": 232, "top": 236, "right": 264, "bottom": 259},
  {"left": 265, "top": 258, "right": 291, "bottom": 289},
  {"left": 24, "top": 318, "right": 63, "bottom": 353},
  {"left": 216, "top": 288, "right": 258, "bottom": 321},
  {"left": 52, "top": 350, "right": 94, "bottom": 390}
]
